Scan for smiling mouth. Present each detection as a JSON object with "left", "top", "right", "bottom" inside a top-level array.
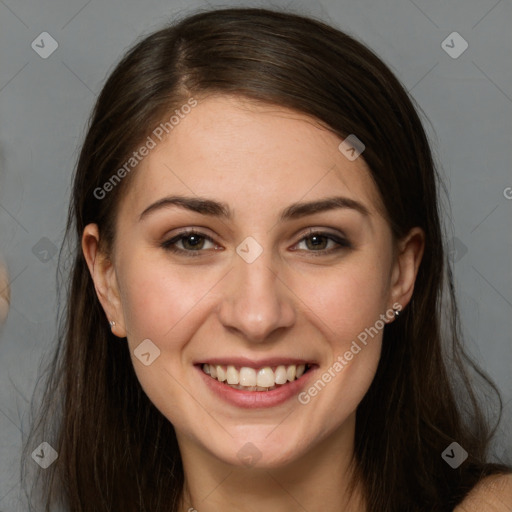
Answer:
[{"left": 200, "top": 363, "right": 313, "bottom": 391}]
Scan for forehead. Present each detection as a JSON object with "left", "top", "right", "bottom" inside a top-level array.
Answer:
[{"left": 119, "top": 95, "right": 384, "bottom": 221}]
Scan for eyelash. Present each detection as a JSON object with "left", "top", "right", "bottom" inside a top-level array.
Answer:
[{"left": 160, "top": 229, "right": 351, "bottom": 257}]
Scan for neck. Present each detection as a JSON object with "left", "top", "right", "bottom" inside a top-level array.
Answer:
[{"left": 177, "top": 414, "right": 366, "bottom": 512}]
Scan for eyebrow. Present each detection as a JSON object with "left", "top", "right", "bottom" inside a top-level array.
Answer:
[{"left": 138, "top": 195, "right": 370, "bottom": 222}]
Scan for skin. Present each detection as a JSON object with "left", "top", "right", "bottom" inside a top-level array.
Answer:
[
  {"left": 83, "top": 95, "right": 425, "bottom": 511},
  {"left": 454, "top": 474, "right": 512, "bottom": 511},
  {"left": 0, "top": 261, "right": 10, "bottom": 325}
]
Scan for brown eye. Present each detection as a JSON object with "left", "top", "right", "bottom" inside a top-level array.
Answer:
[
  {"left": 304, "top": 234, "right": 330, "bottom": 250},
  {"left": 161, "top": 230, "right": 219, "bottom": 256},
  {"left": 180, "top": 234, "right": 206, "bottom": 250},
  {"left": 294, "top": 231, "right": 351, "bottom": 255}
]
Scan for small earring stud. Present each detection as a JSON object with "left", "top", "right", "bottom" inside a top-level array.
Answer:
[
  {"left": 109, "top": 320, "right": 116, "bottom": 329},
  {"left": 393, "top": 309, "right": 401, "bottom": 319}
]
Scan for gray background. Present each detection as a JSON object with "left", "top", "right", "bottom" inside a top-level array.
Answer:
[{"left": 0, "top": 0, "right": 511, "bottom": 508}]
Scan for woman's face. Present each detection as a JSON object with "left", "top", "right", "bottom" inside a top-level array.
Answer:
[{"left": 84, "top": 95, "right": 422, "bottom": 469}]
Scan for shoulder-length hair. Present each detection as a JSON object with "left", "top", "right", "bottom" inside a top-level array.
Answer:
[{"left": 22, "top": 7, "right": 510, "bottom": 511}]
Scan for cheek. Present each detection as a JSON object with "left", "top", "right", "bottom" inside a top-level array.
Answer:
[
  {"left": 289, "top": 268, "right": 387, "bottom": 438},
  {"left": 117, "top": 256, "right": 213, "bottom": 340},
  {"left": 116, "top": 258, "right": 215, "bottom": 420},
  {"left": 294, "top": 260, "right": 390, "bottom": 343}
]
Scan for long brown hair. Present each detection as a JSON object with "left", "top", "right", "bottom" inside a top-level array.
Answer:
[{"left": 21, "top": 7, "right": 510, "bottom": 511}]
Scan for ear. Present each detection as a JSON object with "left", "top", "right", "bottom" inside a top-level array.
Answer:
[
  {"left": 388, "top": 227, "right": 425, "bottom": 313},
  {"left": 82, "top": 223, "right": 127, "bottom": 338}
]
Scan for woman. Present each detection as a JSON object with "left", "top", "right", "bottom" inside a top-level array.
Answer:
[{"left": 22, "top": 7, "right": 512, "bottom": 511}]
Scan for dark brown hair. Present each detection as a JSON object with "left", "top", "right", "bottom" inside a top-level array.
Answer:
[{"left": 21, "top": 7, "right": 510, "bottom": 511}]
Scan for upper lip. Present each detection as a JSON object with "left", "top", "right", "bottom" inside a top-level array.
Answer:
[{"left": 198, "top": 357, "right": 315, "bottom": 368}]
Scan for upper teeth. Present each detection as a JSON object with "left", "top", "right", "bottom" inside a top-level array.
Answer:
[{"left": 202, "top": 363, "right": 307, "bottom": 389}]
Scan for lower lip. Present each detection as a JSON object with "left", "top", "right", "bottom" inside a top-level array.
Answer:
[{"left": 195, "top": 365, "right": 317, "bottom": 409}]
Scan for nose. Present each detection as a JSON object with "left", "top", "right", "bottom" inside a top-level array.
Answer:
[{"left": 216, "top": 248, "right": 296, "bottom": 343}]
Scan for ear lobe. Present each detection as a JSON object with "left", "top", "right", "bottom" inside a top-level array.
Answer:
[
  {"left": 390, "top": 227, "right": 425, "bottom": 310},
  {"left": 82, "top": 223, "right": 127, "bottom": 337}
]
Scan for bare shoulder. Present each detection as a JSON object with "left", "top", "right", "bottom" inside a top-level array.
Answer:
[{"left": 454, "top": 473, "right": 512, "bottom": 512}]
